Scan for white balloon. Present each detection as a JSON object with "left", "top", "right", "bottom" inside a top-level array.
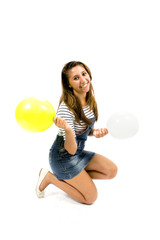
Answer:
[{"left": 107, "top": 112, "right": 139, "bottom": 139}]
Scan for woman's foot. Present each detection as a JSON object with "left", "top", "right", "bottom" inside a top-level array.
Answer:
[{"left": 36, "top": 168, "right": 49, "bottom": 198}]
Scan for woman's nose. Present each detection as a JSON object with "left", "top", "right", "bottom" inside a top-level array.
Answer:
[{"left": 80, "top": 76, "right": 86, "bottom": 83}]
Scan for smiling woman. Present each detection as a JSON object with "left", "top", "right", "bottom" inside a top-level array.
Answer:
[
  {"left": 60, "top": 61, "right": 98, "bottom": 126},
  {"left": 68, "top": 66, "right": 91, "bottom": 96},
  {"left": 36, "top": 61, "right": 117, "bottom": 205}
]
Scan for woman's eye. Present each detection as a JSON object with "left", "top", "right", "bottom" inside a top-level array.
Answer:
[
  {"left": 82, "top": 72, "right": 87, "bottom": 76},
  {"left": 74, "top": 76, "right": 79, "bottom": 80}
]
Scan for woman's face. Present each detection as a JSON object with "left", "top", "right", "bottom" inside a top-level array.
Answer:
[{"left": 67, "top": 65, "right": 91, "bottom": 96}]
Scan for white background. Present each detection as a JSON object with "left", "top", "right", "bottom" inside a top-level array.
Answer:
[{"left": 0, "top": 0, "right": 160, "bottom": 239}]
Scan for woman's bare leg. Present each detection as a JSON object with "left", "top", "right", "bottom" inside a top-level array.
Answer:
[
  {"left": 85, "top": 153, "right": 118, "bottom": 179},
  {"left": 39, "top": 170, "right": 97, "bottom": 205}
]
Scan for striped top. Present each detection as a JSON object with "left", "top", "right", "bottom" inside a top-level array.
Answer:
[{"left": 57, "top": 101, "right": 95, "bottom": 140}]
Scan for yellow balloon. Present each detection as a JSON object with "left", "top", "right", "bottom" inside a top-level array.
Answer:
[{"left": 15, "top": 97, "right": 56, "bottom": 132}]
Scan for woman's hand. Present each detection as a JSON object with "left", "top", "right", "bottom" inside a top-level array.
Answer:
[
  {"left": 54, "top": 116, "right": 71, "bottom": 131},
  {"left": 92, "top": 128, "right": 108, "bottom": 138}
]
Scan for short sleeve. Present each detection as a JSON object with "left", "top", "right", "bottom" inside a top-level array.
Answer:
[{"left": 56, "top": 102, "right": 76, "bottom": 140}]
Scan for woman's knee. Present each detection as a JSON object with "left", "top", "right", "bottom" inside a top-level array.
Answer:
[
  {"left": 108, "top": 164, "right": 118, "bottom": 179},
  {"left": 84, "top": 187, "right": 98, "bottom": 205}
]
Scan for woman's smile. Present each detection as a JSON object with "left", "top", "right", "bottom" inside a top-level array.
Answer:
[{"left": 80, "top": 82, "right": 89, "bottom": 89}]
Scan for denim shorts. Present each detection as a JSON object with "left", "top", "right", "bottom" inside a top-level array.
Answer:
[{"left": 49, "top": 135, "right": 95, "bottom": 180}]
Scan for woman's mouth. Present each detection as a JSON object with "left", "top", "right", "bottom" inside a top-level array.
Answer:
[{"left": 81, "top": 83, "right": 89, "bottom": 89}]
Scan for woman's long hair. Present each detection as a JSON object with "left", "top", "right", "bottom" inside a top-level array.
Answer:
[{"left": 59, "top": 61, "right": 98, "bottom": 125}]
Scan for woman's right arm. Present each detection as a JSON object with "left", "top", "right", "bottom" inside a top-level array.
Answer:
[{"left": 54, "top": 116, "right": 77, "bottom": 155}]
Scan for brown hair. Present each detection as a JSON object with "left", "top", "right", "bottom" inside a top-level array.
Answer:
[{"left": 59, "top": 61, "right": 98, "bottom": 125}]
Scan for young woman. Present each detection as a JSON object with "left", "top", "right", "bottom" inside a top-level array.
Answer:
[{"left": 36, "top": 61, "right": 118, "bottom": 205}]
